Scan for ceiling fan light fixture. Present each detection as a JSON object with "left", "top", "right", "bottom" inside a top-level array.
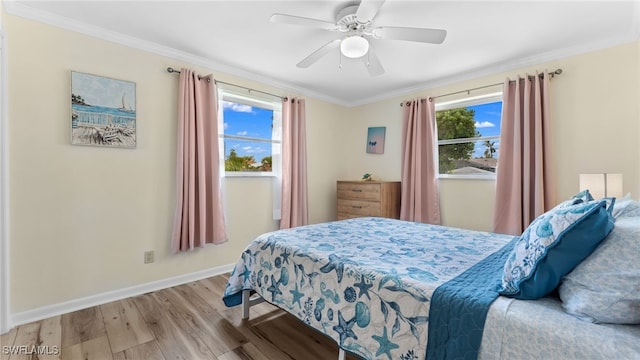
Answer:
[{"left": 340, "top": 35, "right": 369, "bottom": 58}]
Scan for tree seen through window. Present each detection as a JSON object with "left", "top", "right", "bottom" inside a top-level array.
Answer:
[{"left": 436, "top": 100, "right": 502, "bottom": 175}]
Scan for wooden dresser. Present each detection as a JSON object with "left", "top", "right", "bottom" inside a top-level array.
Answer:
[{"left": 336, "top": 181, "right": 401, "bottom": 220}]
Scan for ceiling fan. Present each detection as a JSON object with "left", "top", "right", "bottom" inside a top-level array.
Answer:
[{"left": 269, "top": 0, "right": 447, "bottom": 77}]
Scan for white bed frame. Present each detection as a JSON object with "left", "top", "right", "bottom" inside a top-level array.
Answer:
[{"left": 241, "top": 289, "right": 347, "bottom": 360}]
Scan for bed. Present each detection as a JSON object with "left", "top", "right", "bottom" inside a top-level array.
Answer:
[{"left": 223, "top": 195, "right": 640, "bottom": 360}]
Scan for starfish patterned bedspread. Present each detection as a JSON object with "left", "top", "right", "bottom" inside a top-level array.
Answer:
[{"left": 223, "top": 217, "right": 513, "bottom": 360}]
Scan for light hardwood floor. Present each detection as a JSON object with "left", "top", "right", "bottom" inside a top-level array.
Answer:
[{"left": 1, "top": 274, "right": 358, "bottom": 360}]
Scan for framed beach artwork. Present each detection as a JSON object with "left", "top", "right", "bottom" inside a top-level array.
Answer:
[
  {"left": 71, "top": 71, "right": 136, "bottom": 148},
  {"left": 366, "top": 126, "right": 386, "bottom": 154}
]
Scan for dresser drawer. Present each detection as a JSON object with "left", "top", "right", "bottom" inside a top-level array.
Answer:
[
  {"left": 337, "top": 199, "right": 382, "bottom": 217},
  {"left": 337, "top": 182, "right": 381, "bottom": 201},
  {"left": 336, "top": 180, "right": 400, "bottom": 220}
]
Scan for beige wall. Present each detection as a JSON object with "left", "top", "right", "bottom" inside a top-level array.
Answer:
[
  {"left": 5, "top": 14, "right": 343, "bottom": 314},
  {"left": 4, "top": 11, "right": 639, "bottom": 318},
  {"left": 342, "top": 41, "right": 640, "bottom": 231}
]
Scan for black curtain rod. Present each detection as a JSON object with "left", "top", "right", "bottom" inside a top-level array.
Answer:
[
  {"left": 400, "top": 68, "right": 563, "bottom": 106},
  {"left": 166, "top": 67, "right": 287, "bottom": 101}
]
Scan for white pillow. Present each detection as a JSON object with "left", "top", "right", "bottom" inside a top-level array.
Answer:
[
  {"left": 559, "top": 215, "right": 640, "bottom": 324},
  {"left": 612, "top": 194, "right": 640, "bottom": 218}
]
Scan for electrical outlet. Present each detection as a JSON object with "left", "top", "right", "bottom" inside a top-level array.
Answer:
[{"left": 144, "top": 251, "right": 154, "bottom": 264}]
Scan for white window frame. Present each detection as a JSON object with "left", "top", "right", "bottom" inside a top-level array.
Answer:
[
  {"left": 435, "top": 92, "right": 502, "bottom": 180},
  {"left": 218, "top": 89, "right": 282, "bottom": 178}
]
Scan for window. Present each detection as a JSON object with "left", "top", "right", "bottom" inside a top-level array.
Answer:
[
  {"left": 218, "top": 90, "right": 281, "bottom": 176},
  {"left": 435, "top": 92, "right": 502, "bottom": 178}
]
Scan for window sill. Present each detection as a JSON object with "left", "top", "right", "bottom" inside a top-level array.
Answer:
[
  {"left": 224, "top": 172, "right": 276, "bottom": 178},
  {"left": 438, "top": 174, "right": 496, "bottom": 180}
]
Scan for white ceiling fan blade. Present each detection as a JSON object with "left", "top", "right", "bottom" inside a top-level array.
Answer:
[
  {"left": 362, "top": 46, "right": 384, "bottom": 77},
  {"left": 355, "top": 0, "right": 386, "bottom": 23},
  {"left": 297, "top": 39, "right": 341, "bottom": 68},
  {"left": 270, "top": 14, "right": 338, "bottom": 31},
  {"left": 373, "top": 26, "right": 447, "bottom": 44}
]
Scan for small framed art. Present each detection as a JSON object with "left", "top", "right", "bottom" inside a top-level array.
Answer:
[
  {"left": 366, "top": 126, "right": 386, "bottom": 154},
  {"left": 71, "top": 71, "right": 136, "bottom": 148}
]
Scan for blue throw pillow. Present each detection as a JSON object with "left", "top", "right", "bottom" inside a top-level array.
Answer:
[
  {"left": 572, "top": 189, "right": 594, "bottom": 203},
  {"left": 601, "top": 197, "right": 616, "bottom": 217},
  {"left": 500, "top": 200, "right": 614, "bottom": 300},
  {"left": 572, "top": 189, "right": 616, "bottom": 216}
]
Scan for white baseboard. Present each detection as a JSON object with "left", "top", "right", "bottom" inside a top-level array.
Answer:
[{"left": 10, "top": 263, "right": 235, "bottom": 328}]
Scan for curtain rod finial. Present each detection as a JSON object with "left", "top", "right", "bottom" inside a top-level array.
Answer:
[{"left": 549, "top": 68, "right": 563, "bottom": 78}]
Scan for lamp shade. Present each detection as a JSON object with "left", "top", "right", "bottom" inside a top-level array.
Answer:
[
  {"left": 579, "top": 173, "right": 623, "bottom": 199},
  {"left": 605, "top": 173, "right": 623, "bottom": 198},
  {"left": 340, "top": 36, "right": 369, "bottom": 58}
]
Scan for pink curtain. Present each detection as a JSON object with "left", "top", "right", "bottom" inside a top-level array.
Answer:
[
  {"left": 400, "top": 99, "right": 441, "bottom": 224},
  {"left": 493, "top": 72, "right": 555, "bottom": 235},
  {"left": 171, "top": 68, "right": 227, "bottom": 253},
  {"left": 280, "top": 98, "right": 309, "bottom": 229}
]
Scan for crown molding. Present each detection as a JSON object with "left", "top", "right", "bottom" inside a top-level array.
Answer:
[
  {"left": 352, "top": 34, "right": 640, "bottom": 108},
  {"left": 351, "top": 1, "right": 640, "bottom": 107},
  {"left": 3, "top": 0, "right": 639, "bottom": 109},
  {"left": 2, "top": 1, "right": 352, "bottom": 107}
]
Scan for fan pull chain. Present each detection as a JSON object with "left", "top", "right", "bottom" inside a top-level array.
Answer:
[{"left": 339, "top": 51, "right": 343, "bottom": 69}]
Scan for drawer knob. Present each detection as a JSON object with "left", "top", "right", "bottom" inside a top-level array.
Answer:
[
  {"left": 352, "top": 205, "right": 362, "bottom": 209},
  {"left": 352, "top": 189, "right": 363, "bottom": 192}
]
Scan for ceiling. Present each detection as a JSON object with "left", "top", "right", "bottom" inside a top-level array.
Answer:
[{"left": 5, "top": 0, "right": 640, "bottom": 106}]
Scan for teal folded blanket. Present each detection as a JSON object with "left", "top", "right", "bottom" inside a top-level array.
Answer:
[{"left": 426, "top": 238, "right": 516, "bottom": 360}]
